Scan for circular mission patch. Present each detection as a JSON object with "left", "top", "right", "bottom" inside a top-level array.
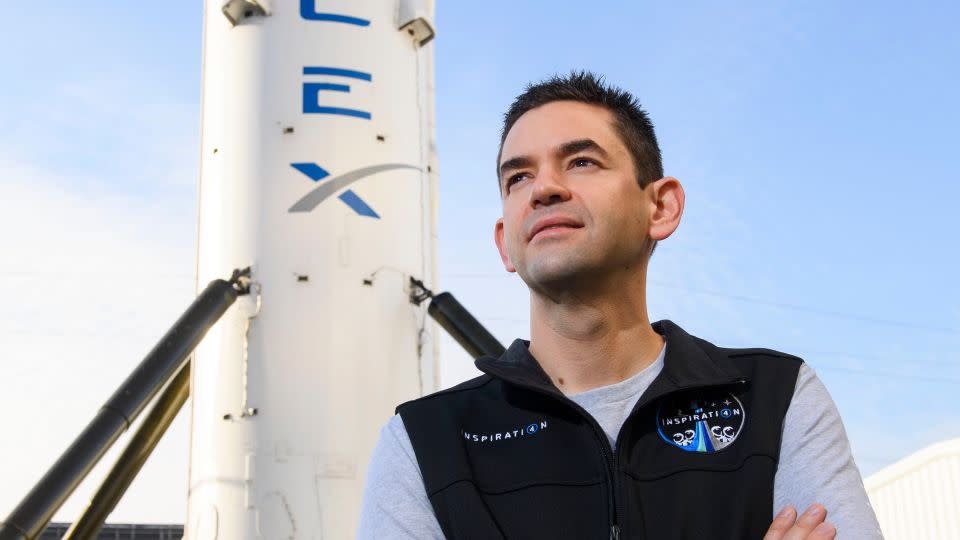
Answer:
[{"left": 656, "top": 390, "right": 746, "bottom": 453}]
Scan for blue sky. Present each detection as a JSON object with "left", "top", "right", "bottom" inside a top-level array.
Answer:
[{"left": 1, "top": 0, "right": 957, "bottom": 524}]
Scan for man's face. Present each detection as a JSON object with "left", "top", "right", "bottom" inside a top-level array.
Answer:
[{"left": 495, "top": 100, "right": 655, "bottom": 289}]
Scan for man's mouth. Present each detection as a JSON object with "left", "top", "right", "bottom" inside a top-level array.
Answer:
[{"left": 528, "top": 217, "right": 584, "bottom": 241}]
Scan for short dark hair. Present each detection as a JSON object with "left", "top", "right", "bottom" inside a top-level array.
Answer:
[
  {"left": 497, "top": 71, "right": 664, "bottom": 256},
  {"left": 497, "top": 71, "right": 663, "bottom": 191}
]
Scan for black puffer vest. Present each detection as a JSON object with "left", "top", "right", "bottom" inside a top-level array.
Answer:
[{"left": 397, "top": 320, "right": 803, "bottom": 539}]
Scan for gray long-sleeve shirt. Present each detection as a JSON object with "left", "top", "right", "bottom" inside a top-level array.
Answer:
[{"left": 358, "top": 344, "right": 883, "bottom": 538}]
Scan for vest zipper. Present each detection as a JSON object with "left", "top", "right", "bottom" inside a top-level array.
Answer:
[
  {"left": 573, "top": 400, "right": 621, "bottom": 536},
  {"left": 488, "top": 381, "right": 623, "bottom": 535},
  {"left": 535, "top": 392, "right": 622, "bottom": 534},
  {"left": 597, "top": 412, "right": 621, "bottom": 535}
]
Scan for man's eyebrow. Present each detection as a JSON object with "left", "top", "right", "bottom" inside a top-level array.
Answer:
[
  {"left": 557, "top": 138, "right": 609, "bottom": 160},
  {"left": 499, "top": 155, "right": 534, "bottom": 181}
]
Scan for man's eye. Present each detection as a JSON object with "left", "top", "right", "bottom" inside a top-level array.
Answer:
[
  {"left": 572, "top": 157, "right": 595, "bottom": 168},
  {"left": 506, "top": 173, "right": 527, "bottom": 188}
]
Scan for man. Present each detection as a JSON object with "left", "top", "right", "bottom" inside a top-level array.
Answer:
[{"left": 358, "top": 72, "right": 882, "bottom": 539}]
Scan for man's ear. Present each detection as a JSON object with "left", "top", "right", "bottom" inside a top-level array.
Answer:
[
  {"left": 647, "top": 176, "right": 685, "bottom": 243},
  {"left": 494, "top": 218, "right": 517, "bottom": 273}
]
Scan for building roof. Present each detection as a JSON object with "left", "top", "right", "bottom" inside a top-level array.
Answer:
[{"left": 864, "top": 438, "right": 960, "bottom": 539}]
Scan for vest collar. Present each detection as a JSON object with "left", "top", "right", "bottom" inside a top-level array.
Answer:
[{"left": 474, "top": 319, "right": 747, "bottom": 401}]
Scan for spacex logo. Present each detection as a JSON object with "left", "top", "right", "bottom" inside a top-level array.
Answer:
[
  {"left": 289, "top": 162, "right": 420, "bottom": 218},
  {"left": 462, "top": 421, "right": 549, "bottom": 443}
]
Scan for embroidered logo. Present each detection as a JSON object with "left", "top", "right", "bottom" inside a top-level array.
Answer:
[
  {"left": 656, "top": 391, "right": 745, "bottom": 453},
  {"left": 462, "top": 421, "right": 548, "bottom": 443}
]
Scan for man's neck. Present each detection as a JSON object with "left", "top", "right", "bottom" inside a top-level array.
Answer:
[{"left": 527, "top": 274, "right": 664, "bottom": 395}]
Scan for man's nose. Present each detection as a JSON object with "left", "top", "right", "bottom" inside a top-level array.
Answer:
[{"left": 529, "top": 169, "right": 571, "bottom": 208}]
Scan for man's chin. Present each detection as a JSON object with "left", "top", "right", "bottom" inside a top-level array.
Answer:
[{"left": 520, "top": 258, "right": 596, "bottom": 290}]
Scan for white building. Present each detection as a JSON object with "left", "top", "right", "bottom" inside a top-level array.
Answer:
[{"left": 865, "top": 438, "right": 960, "bottom": 539}]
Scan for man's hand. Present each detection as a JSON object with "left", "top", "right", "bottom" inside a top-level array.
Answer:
[{"left": 763, "top": 504, "right": 837, "bottom": 539}]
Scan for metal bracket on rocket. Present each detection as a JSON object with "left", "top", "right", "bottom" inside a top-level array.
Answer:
[
  {"left": 408, "top": 277, "right": 505, "bottom": 359},
  {"left": 408, "top": 277, "right": 434, "bottom": 306},
  {"left": 229, "top": 266, "right": 253, "bottom": 295}
]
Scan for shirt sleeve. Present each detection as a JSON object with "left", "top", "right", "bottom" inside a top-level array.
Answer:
[
  {"left": 773, "top": 363, "right": 885, "bottom": 539},
  {"left": 357, "top": 414, "right": 446, "bottom": 539}
]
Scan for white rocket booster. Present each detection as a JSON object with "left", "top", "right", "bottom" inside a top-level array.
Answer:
[{"left": 188, "top": 1, "right": 438, "bottom": 538}]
